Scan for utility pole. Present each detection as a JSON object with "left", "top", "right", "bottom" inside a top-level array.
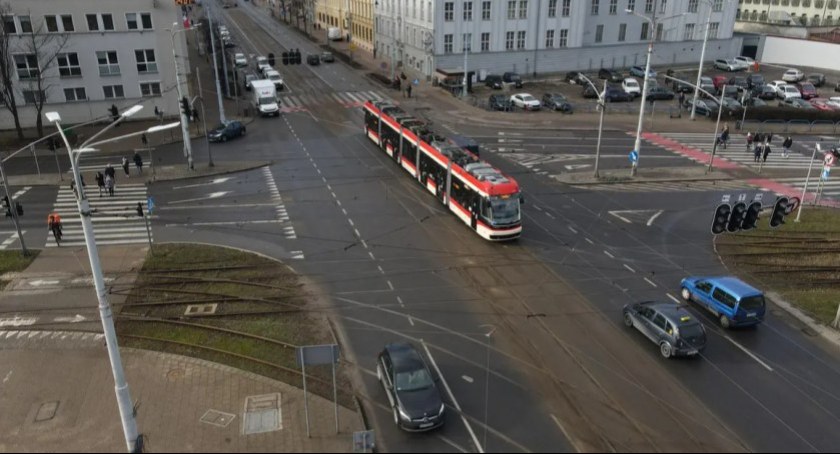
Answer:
[
  {"left": 170, "top": 23, "right": 197, "bottom": 170},
  {"left": 206, "top": 4, "right": 227, "bottom": 124}
]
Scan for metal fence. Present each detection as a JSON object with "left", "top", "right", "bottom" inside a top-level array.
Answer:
[{"left": 737, "top": 119, "right": 840, "bottom": 134}]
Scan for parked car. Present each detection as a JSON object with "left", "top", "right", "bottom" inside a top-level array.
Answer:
[
  {"left": 208, "top": 120, "right": 246, "bottom": 143},
  {"left": 680, "top": 276, "right": 766, "bottom": 328},
  {"left": 604, "top": 86, "right": 633, "bottom": 102},
  {"left": 503, "top": 72, "right": 523, "bottom": 88},
  {"left": 714, "top": 58, "right": 741, "bottom": 72},
  {"left": 779, "top": 84, "right": 802, "bottom": 101},
  {"left": 719, "top": 85, "right": 739, "bottom": 99},
  {"left": 684, "top": 98, "right": 719, "bottom": 117},
  {"left": 542, "top": 93, "right": 573, "bottom": 112},
  {"left": 234, "top": 52, "right": 247, "bottom": 67},
  {"left": 746, "top": 73, "right": 765, "bottom": 89},
  {"left": 767, "top": 80, "right": 788, "bottom": 97},
  {"left": 809, "top": 98, "right": 836, "bottom": 111},
  {"left": 622, "top": 78, "right": 641, "bottom": 97},
  {"left": 796, "top": 82, "right": 818, "bottom": 100},
  {"left": 780, "top": 97, "right": 816, "bottom": 109},
  {"left": 712, "top": 75, "right": 728, "bottom": 91},
  {"left": 320, "top": 51, "right": 335, "bottom": 63},
  {"left": 646, "top": 86, "right": 675, "bottom": 101},
  {"left": 243, "top": 72, "right": 258, "bottom": 91},
  {"left": 306, "top": 54, "right": 320, "bottom": 65},
  {"left": 743, "top": 97, "right": 767, "bottom": 108},
  {"left": 564, "top": 71, "right": 586, "bottom": 85},
  {"left": 734, "top": 56, "right": 756, "bottom": 70},
  {"left": 598, "top": 68, "right": 623, "bottom": 83},
  {"left": 672, "top": 79, "right": 693, "bottom": 93},
  {"left": 807, "top": 73, "right": 826, "bottom": 87},
  {"left": 485, "top": 74, "right": 503, "bottom": 89},
  {"left": 720, "top": 97, "right": 743, "bottom": 114},
  {"left": 582, "top": 84, "right": 599, "bottom": 99},
  {"left": 488, "top": 94, "right": 513, "bottom": 111},
  {"left": 754, "top": 84, "right": 778, "bottom": 100},
  {"left": 510, "top": 93, "right": 541, "bottom": 110},
  {"left": 782, "top": 68, "right": 805, "bottom": 82},
  {"left": 629, "top": 65, "right": 656, "bottom": 79},
  {"left": 377, "top": 342, "right": 445, "bottom": 431},
  {"left": 623, "top": 301, "right": 707, "bottom": 358},
  {"left": 727, "top": 76, "right": 749, "bottom": 92},
  {"left": 827, "top": 96, "right": 840, "bottom": 109}
]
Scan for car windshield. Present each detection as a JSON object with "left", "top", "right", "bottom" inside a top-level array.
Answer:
[
  {"left": 679, "top": 323, "right": 704, "bottom": 339},
  {"left": 521, "top": 95, "right": 535, "bottom": 101},
  {"left": 258, "top": 97, "right": 275, "bottom": 105},
  {"left": 487, "top": 194, "right": 521, "bottom": 223},
  {"left": 739, "top": 295, "right": 765, "bottom": 311},
  {"left": 395, "top": 368, "right": 434, "bottom": 392},
  {"left": 213, "top": 123, "right": 227, "bottom": 131},
  {"left": 269, "top": 74, "right": 280, "bottom": 80},
  {"left": 626, "top": 80, "right": 639, "bottom": 87}
]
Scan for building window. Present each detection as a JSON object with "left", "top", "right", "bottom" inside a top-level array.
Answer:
[
  {"left": 135, "top": 49, "right": 157, "bottom": 73},
  {"left": 126, "top": 13, "right": 138, "bottom": 29},
  {"left": 508, "top": 1, "right": 517, "bottom": 19},
  {"left": 709, "top": 22, "right": 719, "bottom": 38},
  {"left": 519, "top": 0, "right": 528, "bottom": 18},
  {"left": 713, "top": 0, "right": 724, "bottom": 11},
  {"left": 641, "top": 22, "right": 649, "bottom": 39},
  {"left": 595, "top": 24, "right": 604, "bottom": 42},
  {"left": 63, "top": 87, "right": 86, "bottom": 102},
  {"left": 18, "top": 15, "right": 32, "bottom": 33},
  {"left": 3, "top": 15, "right": 16, "bottom": 34},
  {"left": 592, "top": 0, "right": 600, "bottom": 15},
  {"left": 464, "top": 1, "right": 473, "bottom": 20},
  {"left": 505, "top": 31, "right": 514, "bottom": 49},
  {"left": 62, "top": 14, "right": 75, "bottom": 31},
  {"left": 444, "top": 33, "right": 453, "bottom": 53},
  {"left": 96, "top": 50, "right": 120, "bottom": 76},
  {"left": 562, "top": 0, "right": 571, "bottom": 16},
  {"left": 13, "top": 54, "right": 38, "bottom": 79},
  {"left": 660, "top": 0, "right": 667, "bottom": 13},
  {"left": 57, "top": 53, "right": 81, "bottom": 77},
  {"left": 22, "top": 90, "right": 45, "bottom": 104},
  {"left": 618, "top": 23, "right": 627, "bottom": 41},
  {"left": 444, "top": 2, "right": 454, "bottom": 21},
  {"left": 645, "top": 0, "right": 654, "bottom": 13},
  {"left": 684, "top": 23, "right": 695, "bottom": 40},
  {"left": 549, "top": 0, "right": 558, "bottom": 17},
  {"left": 516, "top": 30, "right": 526, "bottom": 48},
  {"left": 139, "top": 82, "right": 161, "bottom": 97},
  {"left": 610, "top": 0, "right": 618, "bottom": 14},
  {"left": 559, "top": 28, "right": 568, "bottom": 47},
  {"left": 545, "top": 29, "right": 555, "bottom": 47},
  {"left": 656, "top": 22, "right": 663, "bottom": 40},
  {"left": 481, "top": 32, "right": 490, "bottom": 51},
  {"left": 482, "top": 1, "right": 491, "bottom": 19},
  {"left": 628, "top": 0, "right": 635, "bottom": 11},
  {"left": 463, "top": 33, "right": 472, "bottom": 51},
  {"left": 688, "top": 0, "right": 698, "bottom": 12},
  {"left": 103, "top": 85, "right": 125, "bottom": 99}
]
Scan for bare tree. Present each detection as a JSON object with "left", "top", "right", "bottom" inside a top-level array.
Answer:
[
  {"left": 0, "top": 2, "right": 24, "bottom": 140},
  {"left": 18, "top": 13, "right": 68, "bottom": 137}
]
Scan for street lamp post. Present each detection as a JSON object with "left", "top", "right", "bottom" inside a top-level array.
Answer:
[
  {"left": 195, "top": 66, "right": 214, "bottom": 167},
  {"left": 795, "top": 143, "right": 821, "bottom": 223},
  {"left": 169, "top": 22, "right": 200, "bottom": 170},
  {"left": 664, "top": 75, "right": 727, "bottom": 172},
  {"left": 690, "top": 0, "right": 715, "bottom": 121},
  {"left": 206, "top": 4, "right": 227, "bottom": 124},
  {"left": 45, "top": 108, "right": 179, "bottom": 453},
  {"left": 579, "top": 74, "right": 608, "bottom": 178}
]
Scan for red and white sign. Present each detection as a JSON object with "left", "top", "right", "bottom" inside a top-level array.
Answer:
[{"left": 825, "top": 153, "right": 836, "bottom": 167}]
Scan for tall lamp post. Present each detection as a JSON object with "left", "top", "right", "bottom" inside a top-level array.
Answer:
[
  {"left": 690, "top": 0, "right": 715, "bottom": 121},
  {"left": 45, "top": 107, "right": 179, "bottom": 453},
  {"left": 578, "top": 74, "right": 608, "bottom": 179},
  {"left": 169, "top": 22, "right": 201, "bottom": 170},
  {"left": 664, "top": 75, "right": 726, "bottom": 172}
]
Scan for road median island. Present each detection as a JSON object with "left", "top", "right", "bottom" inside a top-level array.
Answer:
[
  {"left": 715, "top": 207, "right": 840, "bottom": 328},
  {"left": 0, "top": 250, "right": 39, "bottom": 290},
  {"left": 115, "top": 243, "right": 356, "bottom": 406}
]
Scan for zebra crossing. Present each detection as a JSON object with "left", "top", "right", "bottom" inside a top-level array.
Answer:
[
  {"left": 47, "top": 183, "right": 151, "bottom": 247},
  {"left": 277, "top": 90, "right": 388, "bottom": 113},
  {"left": 773, "top": 177, "right": 840, "bottom": 202}
]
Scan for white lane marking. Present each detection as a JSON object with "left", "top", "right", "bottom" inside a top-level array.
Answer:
[
  {"left": 545, "top": 212, "right": 555, "bottom": 219},
  {"left": 462, "top": 375, "right": 474, "bottom": 384},
  {"left": 168, "top": 191, "right": 230, "bottom": 204},
  {"left": 348, "top": 218, "right": 354, "bottom": 227},
  {"left": 341, "top": 208, "right": 348, "bottom": 215},
  {"left": 646, "top": 210, "right": 664, "bottom": 226},
  {"left": 407, "top": 317, "right": 415, "bottom": 326},
  {"left": 584, "top": 238, "right": 594, "bottom": 244},
  {"left": 165, "top": 219, "right": 285, "bottom": 227},
  {"left": 386, "top": 280, "right": 394, "bottom": 290},
  {"left": 623, "top": 264, "right": 636, "bottom": 273},
  {"left": 377, "top": 265, "right": 385, "bottom": 274},
  {"left": 533, "top": 205, "right": 543, "bottom": 211},
  {"left": 336, "top": 200, "right": 342, "bottom": 207},
  {"left": 608, "top": 211, "right": 632, "bottom": 224},
  {"left": 421, "top": 342, "right": 485, "bottom": 454},
  {"left": 644, "top": 277, "right": 658, "bottom": 288},
  {"left": 361, "top": 240, "right": 368, "bottom": 249},
  {"left": 156, "top": 203, "right": 276, "bottom": 210},
  {"left": 568, "top": 226, "right": 578, "bottom": 234},
  {"left": 396, "top": 296, "right": 404, "bottom": 307},
  {"left": 367, "top": 251, "right": 375, "bottom": 260},
  {"left": 172, "top": 177, "right": 232, "bottom": 190},
  {"left": 0, "top": 316, "right": 37, "bottom": 327},
  {"left": 0, "top": 231, "right": 24, "bottom": 248},
  {"left": 327, "top": 184, "right": 332, "bottom": 191},
  {"left": 2, "top": 370, "right": 11, "bottom": 383},
  {"left": 549, "top": 414, "right": 577, "bottom": 453},
  {"left": 603, "top": 250, "right": 615, "bottom": 259},
  {"left": 724, "top": 335, "right": 774, "bottom": 372},
  {"left": 666, "top": 293, "right": 681, "bottom": 304},
  {"left": 355, "top": 228, "right": 362, "bottom": 238},
  {"left": 12, "top": 187, "right": 31, "bottom": 198}
]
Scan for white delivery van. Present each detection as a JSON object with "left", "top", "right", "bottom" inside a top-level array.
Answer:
[
  {"left": 250, "top": 80, "right": 279, "bottom": 117},
  {"left": 264, "top": 69, "right": 285, "bottom": 91},
  {"left": 328, "top": 27, "right": 342, "bottom": 41}
]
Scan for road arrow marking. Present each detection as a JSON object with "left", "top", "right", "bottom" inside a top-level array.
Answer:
[
  {"left": 53, "top": 314, "right": 87, "bottom": 323},
  {"left": 609, "top": 209, "right": 665, "bottom": 226},
  {"left": 28, "top": 279, "right": 60, "bottom": 287},
  {"left": 169, "top": 191, "right": 231, "bottom": 205},
  {"left": 173, "top": 177, "right": 233, "bottom": 190}
]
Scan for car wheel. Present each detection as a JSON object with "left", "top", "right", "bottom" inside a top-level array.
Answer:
[
  {"left": 393, "top": 406, "right": 400, "bottom": 426},
  {"left": 681, "top": 288, "right": 692, "bottom": 301},
  {"left": 719, "top": 315, "right": 731, "bottom": 329},
  {"left": 623, "top": 312, "right": 634, "bottom": 328},
  {"left": 660, "top": 341, "right": 673, "bottom": 359}
]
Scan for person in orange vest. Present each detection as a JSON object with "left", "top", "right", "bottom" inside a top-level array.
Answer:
[{"left": 47, "top": 212, "right": 62, "bottom": 244}]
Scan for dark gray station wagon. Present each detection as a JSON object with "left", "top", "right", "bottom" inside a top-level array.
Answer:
[{"left": 623, "top": 301, "right": 707, "bottom": 358}]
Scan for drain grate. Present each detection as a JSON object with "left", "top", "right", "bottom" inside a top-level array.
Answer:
[
  {"left": 200, "top": 409, "right": 236, "bottom": 428},
  {"left": 184, "top": 304, "right": 218, "bottom": 316},
  {"left": 243, "top": 393, "right": 282, "bottom": 434}
]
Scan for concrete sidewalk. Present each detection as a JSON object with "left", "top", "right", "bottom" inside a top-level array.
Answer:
[{"left": 0, "top": 245, "right": 364, "bottom": 452}]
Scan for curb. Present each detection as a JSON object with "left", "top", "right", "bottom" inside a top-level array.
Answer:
[{"left": 766, "top": 291, "right": 840, "bottom": 350}]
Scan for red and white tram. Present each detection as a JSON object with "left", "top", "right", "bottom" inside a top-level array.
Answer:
[{"left": 363, "top": 100, "right": 522, "bottom": 241}]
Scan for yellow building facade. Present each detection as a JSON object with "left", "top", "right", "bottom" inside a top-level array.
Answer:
[{"left": 314, "top": 0, "right": 374, "bottom": 53}]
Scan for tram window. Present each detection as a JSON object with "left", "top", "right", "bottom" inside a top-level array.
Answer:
[{"left": 404, "top": 142, "right": 417, "bottom": 161}]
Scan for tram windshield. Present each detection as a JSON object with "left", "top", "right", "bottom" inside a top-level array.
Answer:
[{"left": 485, "top": 194, "right": 520, "bottom": 224}]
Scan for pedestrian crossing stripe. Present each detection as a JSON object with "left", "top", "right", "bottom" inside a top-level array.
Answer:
[
  {"left": 275, "top": 90, "right": 388, "bottom": 113},
  {"left": 569, "top": 180, "right": 755, "bottom": 193}
]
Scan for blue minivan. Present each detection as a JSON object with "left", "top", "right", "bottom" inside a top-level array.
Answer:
[{"left": 680, "top": 276, "right": 766, "bottom": 329}]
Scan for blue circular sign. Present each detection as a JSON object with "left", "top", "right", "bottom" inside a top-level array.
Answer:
[{"left": 629, "top": 150, "right": 639, "bottom": 162}]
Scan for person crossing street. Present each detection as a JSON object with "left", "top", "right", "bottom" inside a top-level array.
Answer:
[
  {"left": 47, "top": 212, "right": 62, "bottom": 244},
  {"left": 783, "top": 136, "right": 793, "bottom": 158}
]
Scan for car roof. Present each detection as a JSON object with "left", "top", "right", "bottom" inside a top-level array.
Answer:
[
  {"left": 637, "top": 301, "right": 699, "bottom": 325},
  {"left": 384, "top": 342, "right": 426, "bottom": 372},
  {"left": 695, "top": 276, "right": 762, "bottom": 296}
]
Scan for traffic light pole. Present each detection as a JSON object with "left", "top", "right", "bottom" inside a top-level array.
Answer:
[
  {"left": 170, "top": 25, "right": 195, "bottom": 170},
  {"left": 794, "top": 143, "right": 820, "bottom": 223},
  {"left": 0, "top": 156, "right": 28, "bottom": 256}
]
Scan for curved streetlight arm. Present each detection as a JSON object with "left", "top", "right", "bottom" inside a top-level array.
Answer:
[
  {"left": 663, "top": 74, "right": 716, "bottom": 99},
  {"left": 2, "top": 115, "right": 112, "bottom": 162},
  {"left": 85, "top": 122, "right": 181, "bottom": 149},
  {"left": 80, "top": 104, "right": 144, "bottom": 149}
]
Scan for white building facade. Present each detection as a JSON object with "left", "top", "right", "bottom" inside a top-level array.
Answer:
[
  {"left": 737, "top": 0, "right": 840, "bottom": 26},
  {"left": 1, "top": 0, "right": 191, "bottom": 129},
  {"left": 376, "top": 0, "right": 742, "bottom": 80}
]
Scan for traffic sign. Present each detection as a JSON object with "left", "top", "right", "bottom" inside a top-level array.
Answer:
[
  {"left": 413, "top": 78, "right": 420, "bottom": 86},
  {"left": 147, "top": 196, "right": 155, "bottom": 214},
  {"left": 822, "top": 165, "right": 831, "bottom": 181},
  {"left": 629, "top": 150, "right": 639, "bottom": 163},
  {"left": 825, "top": 153, "right": 836, "bottom": 167}
]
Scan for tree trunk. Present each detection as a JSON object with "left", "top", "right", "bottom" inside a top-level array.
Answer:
[
  {"left": 35, "top": 112, "right": 44, "bottom": 138},
  {"left": 10, "top": 106, "right": 24, "bottom": 140}
]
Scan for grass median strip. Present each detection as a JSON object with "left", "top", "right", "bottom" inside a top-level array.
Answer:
[
  {"left": 0, "top": 250, "right": 39, "bottom": 290},
  {"left": 716, "top": 207, "right": 840, "bottom": 326},
  {"left": 116, "top": 244, "right": 354, "bottom": 405}
]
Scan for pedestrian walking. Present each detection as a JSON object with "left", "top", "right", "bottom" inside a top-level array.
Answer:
[
  {"left": 104, "top": 163, "right": 116, "bottom": 180},
  {"left": 105, "top": 174, "right": 115, "bottom": 197},
  {"left": 141, "top": 133, "right": 148, "bottom": 148},
  {"left": 70, "top": 174, "right": 86, "bottom": 198},
  {"left": 754, "top": 144, "right": 762, "bottom": 163},
  {"left": 678, "top": 92, "right": 685, "bottom": 108},
  {"left": 121, "top": 157, "right": 130, "bottom": 177},
  {"left": 746, "top": 131, "right": 754, "bottom": 151},
  {"left": 767, "top": 132, "right": 773, "bottom": 144},
  {"left": 783, "top": 136, "right": 793, "bottom": 158},
  {"left": 133, "top": 152, "right": 143, "bottom": 175},
  {"left": 406, "top": 84, "right": 412, "bottom": 98},
  {"left": 718, "top": 125, "right": 730, "bottom": 149},
  {"left": 109, "top": 104, "right": 119, "bottom": 125},
  {"left": 47, "top": 212, "right": 62, "bottom": 244},
  {"left": 95, "top": 172, "right": 105, "bottom": 197},
  {"left": 763, "top": 144, "right": 772, "bottom": 162}
]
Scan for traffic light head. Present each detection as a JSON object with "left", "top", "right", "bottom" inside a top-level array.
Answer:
[
  {"left": 769, "top": 197, "right": 789, "bottom": 228},
  {"left": 282, "top": 51, "right": 289, "bottom": 65},
  {"left": 180, "top": 96, "right": 191, "bottom": 119},
  {"left": 741, "top": 201, "right": 762, "bottom": 231},
  {"left": 711, "top": 203, "right": 732, "bottom": 235},
  {"left": 727, "top": 202, "right": 747, "bottom": 233},
  {"left": 294, "top": 49, "right": 301, "bottom": 64}
]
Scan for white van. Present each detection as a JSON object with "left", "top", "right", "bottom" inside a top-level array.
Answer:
[{"left": 328, "top": 27, "right": 342, "bottom": 41}]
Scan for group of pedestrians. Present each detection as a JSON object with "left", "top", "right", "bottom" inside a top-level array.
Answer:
[
  {"left": 745, "top": 131, "right": 794, "bottom": 163},
  {"left": 90, "top": 152, "right": 144, "bottom": 197}
]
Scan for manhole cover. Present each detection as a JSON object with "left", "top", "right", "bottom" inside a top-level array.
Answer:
[
  {"left": 200, "top": 409, "right": 236, "bottom": 428},
  {"left": 185, "top": 304, "right": 218, "bottom": 316},
  {"left": 34, "top": 401, "right": 59, "bottom": 422},
  {"left": 243, "top": 393, "right": 282, "bottom": 434}
]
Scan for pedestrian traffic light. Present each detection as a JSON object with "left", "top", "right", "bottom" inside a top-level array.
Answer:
[
  {"left": 180, "top": 96, "right": 191, "bottom": 120},
  {"left": 727, "top": 202, "right": 747, "bottom": 233},
  {"left": 769, "top": 197, "right": 789, "bottom": 228},
  {"left": 282, "top": 51, "right": 289, "bottom": 65},
  {"left": 741, "top": 201, "right": 762, "bottom": 231},
  {"left": 711, "top": 203, "right": 731, "bottom": 235}
]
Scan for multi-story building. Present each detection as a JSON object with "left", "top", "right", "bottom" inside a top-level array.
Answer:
[
  {"left": 1, "top": 0, "right": 190, "bottom": 129},
  {"left": 314, "top": 0, "right": 375, "bottom": 54},
  {"left": 737, "top": 0, "right": 840, "bottom": 26},
  {"left": 376, "top": 0, "right": 742, "bottom": 80}
]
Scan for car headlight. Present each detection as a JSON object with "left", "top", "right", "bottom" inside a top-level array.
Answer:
[
  {"left": 437, "top": 403, "right": 445, "bottom": 416},
  {"left": 398, "top": 407, "right": 411, "bottom": 421}
]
